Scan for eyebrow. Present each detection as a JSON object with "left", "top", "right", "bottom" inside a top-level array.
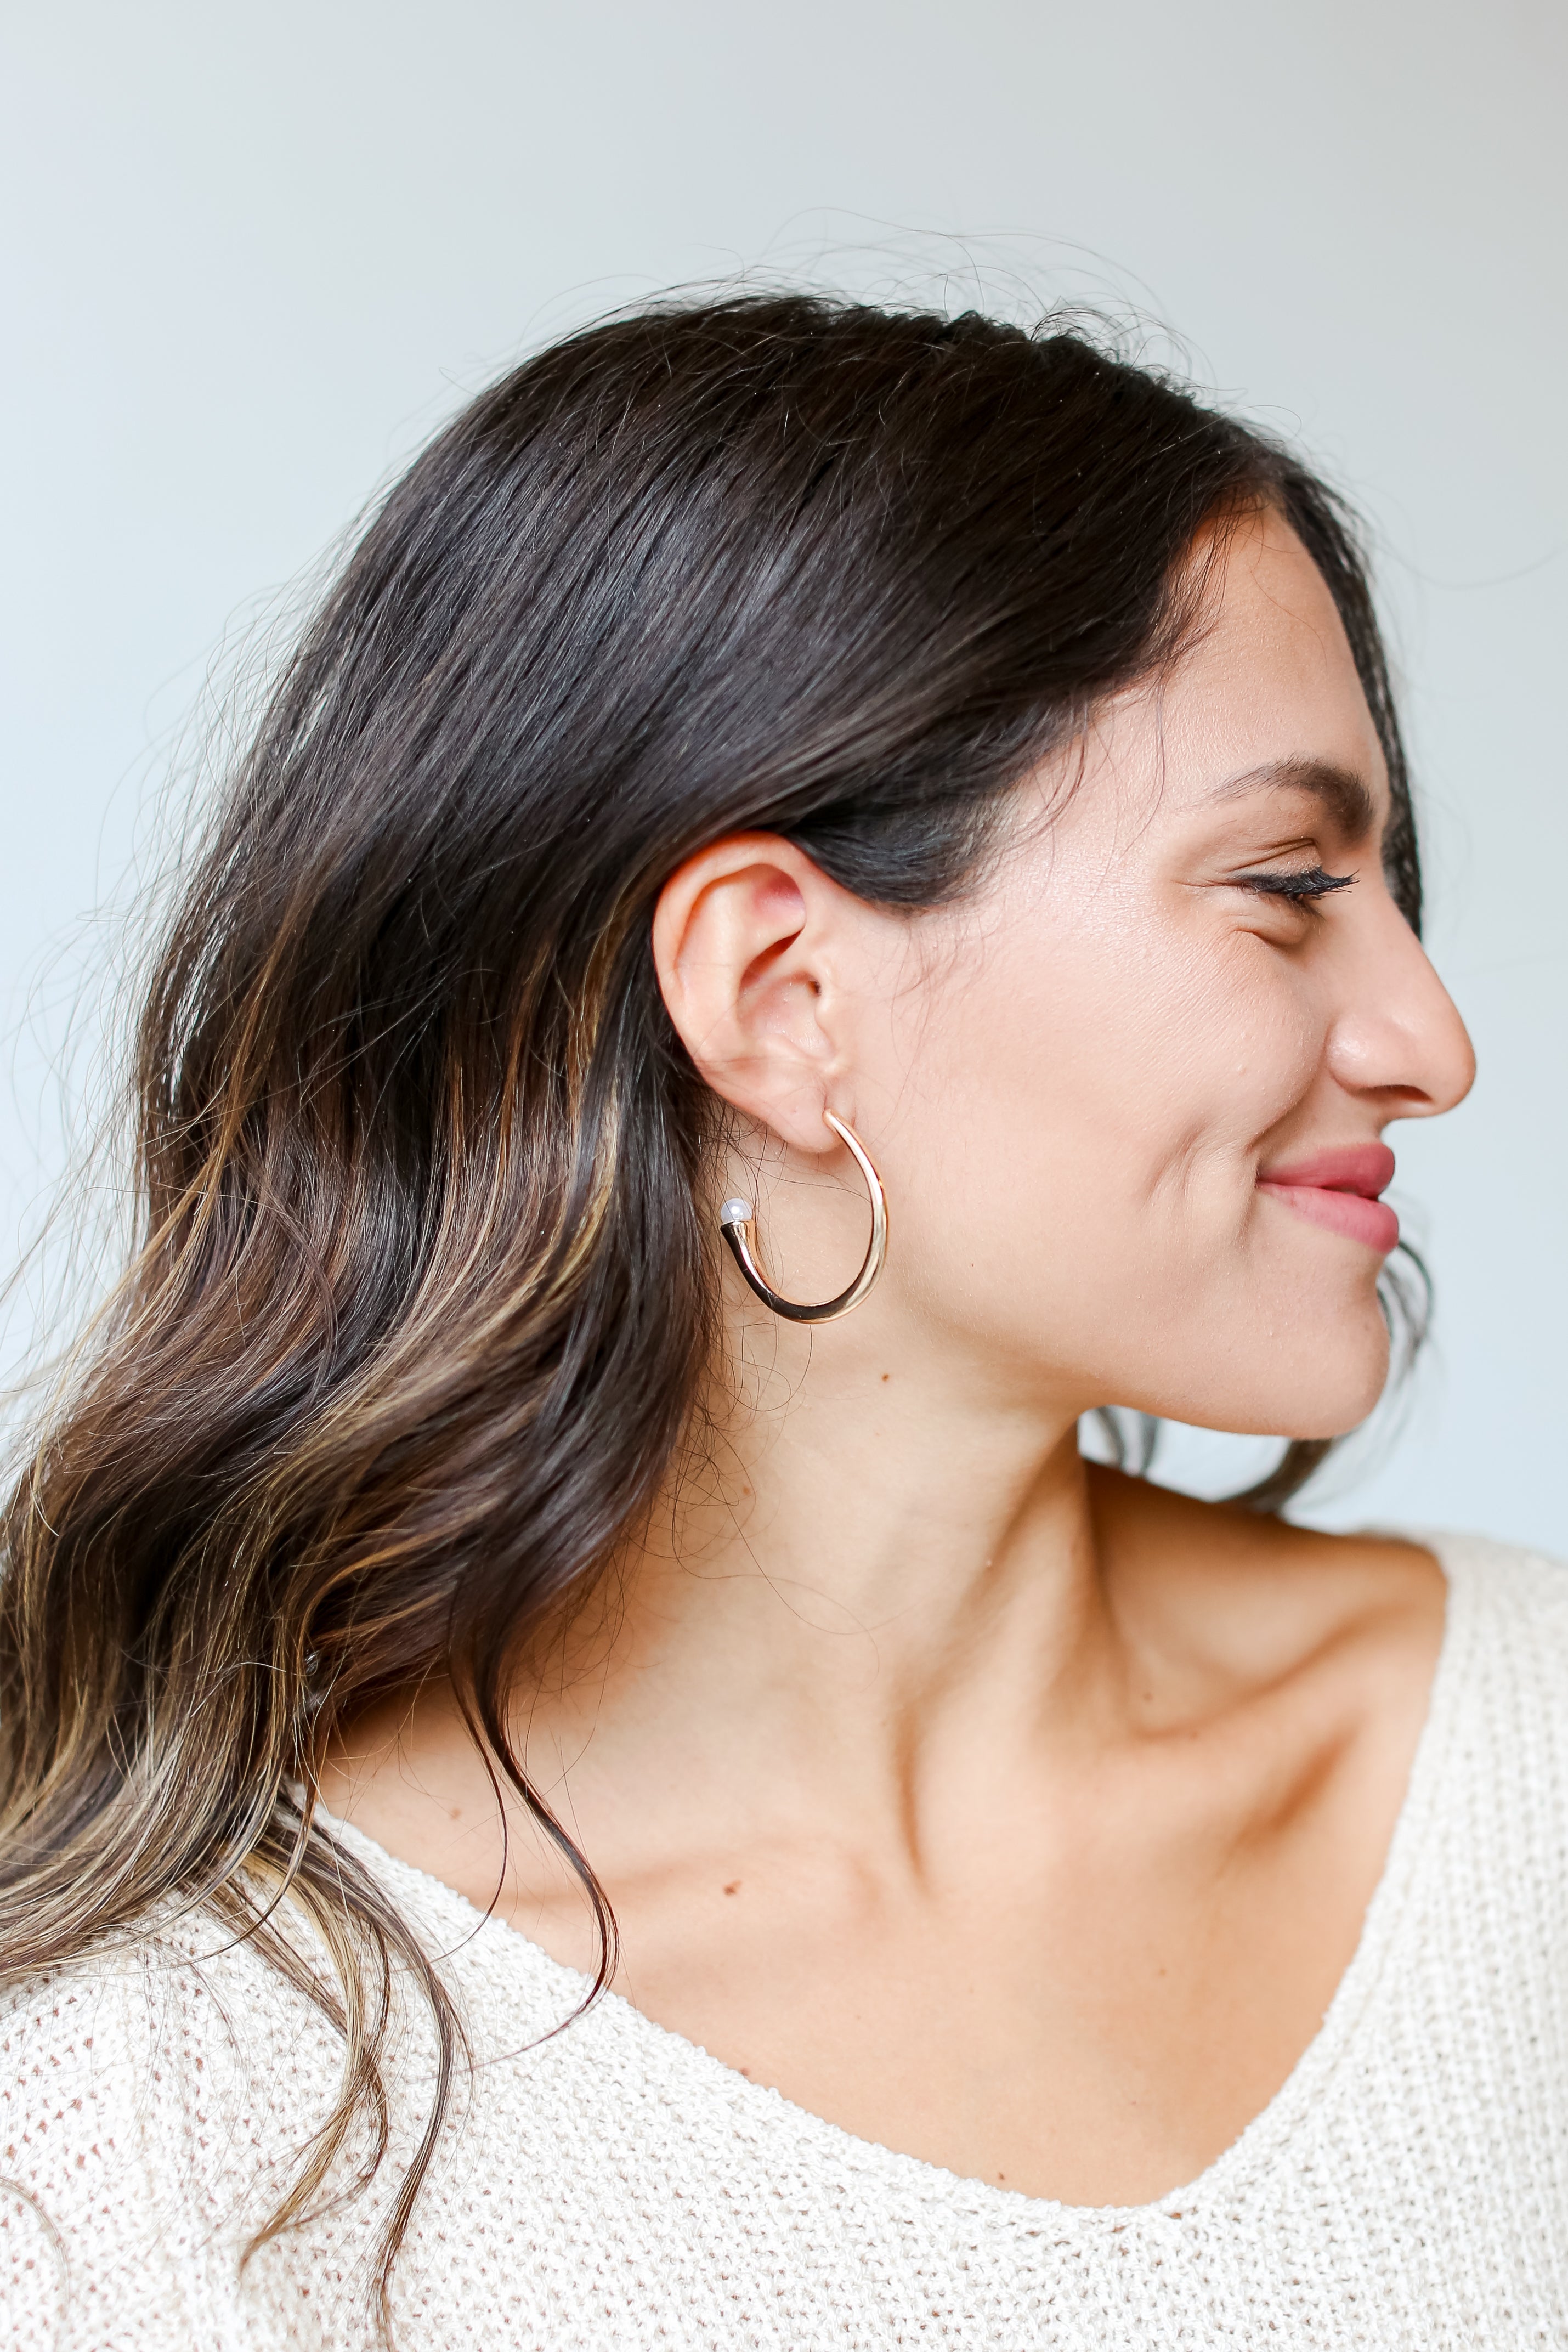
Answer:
[{"left": 1208, "top": 757, "right": 1377, "bottom": 841}]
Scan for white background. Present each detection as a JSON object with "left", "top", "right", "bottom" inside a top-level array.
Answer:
[{"left": 2, "top": 1, "right": 1564, "bottom": 1547}]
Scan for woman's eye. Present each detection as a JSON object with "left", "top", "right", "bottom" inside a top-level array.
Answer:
[{"left": 1233, "top": 865, "right": 1355, "bottom": 911}]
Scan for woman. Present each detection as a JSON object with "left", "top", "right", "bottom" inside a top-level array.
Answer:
[{"left": 1, "top": 293, "right": 1560, "bottom": 2350}]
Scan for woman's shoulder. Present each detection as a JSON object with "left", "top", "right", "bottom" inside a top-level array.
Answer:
[
  {"left": 0, "top": 1910, "right": 359, "bottom": 2349},
  {"left": 1387, "top": 1530, "right": 1568, "bottom": 2020},
  {"left": 1302, "top": 1522, "right": 1568, "bottom": 1755},
  {"left": 1117, "top": 1471, "right": 1568, "bottom": 1661},
  {"left": 1417, "top": 1523, "right": 1568, "bottom": 1684},
  {"left": 1425, "top": 1525, "right": 1568, "bottom": 1743},
  {"left": 0, "top": 1838, "right": 581, "bottom": 2348},
  {"left": 1428, "top": 1521, "right": 1568, "bottom": 1603},
  {"left": 0, "top": 1899, "right": 350, "bottom": 2130}
]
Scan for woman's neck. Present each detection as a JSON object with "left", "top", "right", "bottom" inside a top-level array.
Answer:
[
  {"left": 323, "top": 1309, "right": 1150, "bottom": 1906},
  {"left": 568, "top": 1353, "right": 1110, "bottom": 1814}
]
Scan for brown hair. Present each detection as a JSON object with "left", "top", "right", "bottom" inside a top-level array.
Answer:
[{"left": 0, "top": 292, "right": 1425, "bottom": 2319}]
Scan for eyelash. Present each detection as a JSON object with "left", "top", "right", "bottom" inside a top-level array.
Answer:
[{"left": 1234, "top": 864, "right": 1355, "bottom": 909}]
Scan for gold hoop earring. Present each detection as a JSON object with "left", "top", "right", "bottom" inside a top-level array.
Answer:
[{"left": 720, "top": 1111, "right": 888, "bottom": 1325}]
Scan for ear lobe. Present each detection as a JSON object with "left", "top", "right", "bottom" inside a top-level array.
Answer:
[{"left": 652, "top": 835, "right": 842, "bottom": 1151}]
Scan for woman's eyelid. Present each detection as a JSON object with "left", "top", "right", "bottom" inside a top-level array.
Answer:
[
  {"left": 1231, "top": 864, "right": 1357, "bottom": 906},
  {"left": 1181, "top": 815, "right": 1362, "bottom": 900},
  {"left": 1219, "top": 827, "right": 1332, "bottom": 873},
  {"left": 1215, "top": 832, "right": 1355, "bottom": 888}
]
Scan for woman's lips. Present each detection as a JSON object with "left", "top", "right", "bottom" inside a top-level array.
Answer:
[{"left": 1256, "top": 1143, "right": 1399, "bottom": 1256}]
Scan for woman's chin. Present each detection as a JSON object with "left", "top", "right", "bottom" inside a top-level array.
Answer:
[{"left": 1141, "top": 1336, "right": 1392, "bottom": 1445}]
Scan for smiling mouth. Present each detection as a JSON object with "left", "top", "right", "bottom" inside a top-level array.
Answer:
[{"left": 1255, "top": 1143, "right": 1399, "bottom": 1256}]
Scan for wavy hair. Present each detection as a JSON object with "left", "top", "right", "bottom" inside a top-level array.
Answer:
[{"left": 0, "top": 292, "right": 1426, "bottom": 2322}]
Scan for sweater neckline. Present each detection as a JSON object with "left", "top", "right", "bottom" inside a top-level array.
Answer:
[{"left": 322, "top": 1526, "right": 1481, "bottom": 2233}]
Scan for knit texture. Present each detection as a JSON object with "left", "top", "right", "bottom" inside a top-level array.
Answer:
[{"left": 2, "top": 1530, "right": 1566, "bottom": 2349}]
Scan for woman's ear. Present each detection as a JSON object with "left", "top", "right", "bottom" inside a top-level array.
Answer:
[{"left": 651, "top": 835, "right": 851, "bottom": 1150}]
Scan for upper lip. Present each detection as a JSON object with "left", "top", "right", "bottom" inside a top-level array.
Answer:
[{"left": 1256, "top": 1143, "right": 1396, "bottom": 1198}]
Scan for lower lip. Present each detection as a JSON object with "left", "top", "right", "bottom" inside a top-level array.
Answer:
[{"left": 1256, "top": 1182, "right": 1400, "bottom": 1255}]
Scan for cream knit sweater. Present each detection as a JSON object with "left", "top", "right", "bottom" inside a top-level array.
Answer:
[{"left": 3, "top": 1530, "right": 1566, "bottom": 2349}]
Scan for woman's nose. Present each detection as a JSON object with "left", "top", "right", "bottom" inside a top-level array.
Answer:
[{"left": 1326, "top": 900, "right": 1476, "bottom": 1118}]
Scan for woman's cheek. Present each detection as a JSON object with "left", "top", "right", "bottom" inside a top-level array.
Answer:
[{"left": 1154, "top": 940, "right": 1328, "bottom": 1136}]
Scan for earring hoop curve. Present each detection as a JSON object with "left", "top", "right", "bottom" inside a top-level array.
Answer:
[{"left": 719, "top": 1111, "right": 888, "bottom": 1325}]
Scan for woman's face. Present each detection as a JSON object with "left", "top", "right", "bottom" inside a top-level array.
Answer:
[{"left": 868, "top": 506, "right": 1475, "bottom": 1438}]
